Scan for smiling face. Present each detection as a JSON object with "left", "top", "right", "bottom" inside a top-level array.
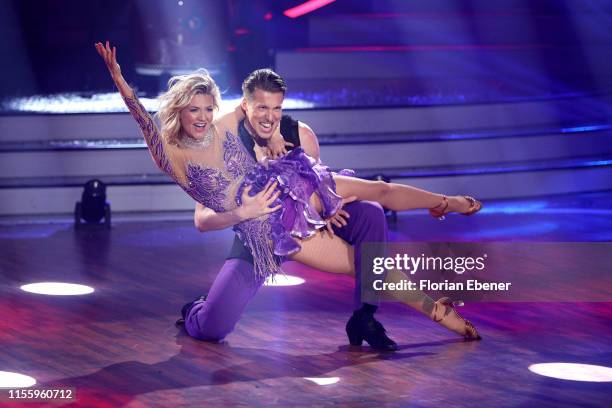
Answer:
[
  {"left": 241, "top": 88, "right": 284, "bottom": 139},
  {"left": 179, "top": 92, "right": 215, "bottom": 140}
]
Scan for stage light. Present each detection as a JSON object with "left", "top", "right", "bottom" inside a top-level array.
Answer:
[
  {"left": 20, "top": 282, "right": 95, "bottom": 296},
  {"left": 264, "top": 275, "right": 305, "bottom": 286},
  {"left": 528, "top": 363, "right": 612, "bottom": 382},
  {"left": 5, "top": 93, "right": 314, "bottom": 113},
  {"left": 75, "top": 179, "right": 111, "bottom": 228},
  {"left": 284, "top": 0, "right": 336, "bottom": 19},
  {"left": 0, "top": 371, "right": 36, "bottom": 388},
  {"left": 304, "top": 377, "right": 340, "bottom": 385}
]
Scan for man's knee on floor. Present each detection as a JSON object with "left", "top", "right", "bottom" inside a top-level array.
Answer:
[
  {"left": 184, "top": 304, "right": 238, "bottom": 342},
  {"left": 185, "top": 319, "right": 236, "bottom": 342}
]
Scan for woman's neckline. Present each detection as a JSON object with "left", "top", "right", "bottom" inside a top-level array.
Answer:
[{"left": 179, "top": 126, "right": 214, "bottom": 150}]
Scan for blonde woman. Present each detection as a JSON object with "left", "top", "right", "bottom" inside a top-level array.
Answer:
[{"left": 96, "top": 41, "right": 482, "bottom": 342}]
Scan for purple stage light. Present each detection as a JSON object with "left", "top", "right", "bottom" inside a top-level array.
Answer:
[{"left": 284, "top": 0, "right": 336, "bottom": 19}]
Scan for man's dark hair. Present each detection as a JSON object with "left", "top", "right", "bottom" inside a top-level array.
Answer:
[{"left": 241, "top": 69, "right": 287, "bottom": 99}]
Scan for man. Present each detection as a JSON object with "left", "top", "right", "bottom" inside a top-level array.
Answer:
[{"left": 182, "top": 69, "right": 397, "bottom": 351}]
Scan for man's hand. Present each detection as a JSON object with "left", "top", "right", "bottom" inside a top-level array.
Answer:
[
  {"left": 236, "top": 181, "right": 282, "bottom": 220},
  {"left": 324, "top": 195, "right": 357, "bottom": 238},
  {"left": 265, "top": 126, "right": 294, "bottom": 159}
]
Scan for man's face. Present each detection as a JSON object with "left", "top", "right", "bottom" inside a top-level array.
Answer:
[{"left": 241, "top": 88, "right": 284, "bottom": 139}]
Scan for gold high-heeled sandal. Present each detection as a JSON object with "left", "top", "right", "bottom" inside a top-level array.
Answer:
[
  {"left": 429, "top": 195, "right": 449, "bottom": 220},
  {"left": 462, "top": 196, "right": 483, "bottom": 216},
  {"left": 431, "top": 297, "right": 482, "bottom": 341},
  {"left": 429, "top": 195, "right": 483, "bottom": 220}
]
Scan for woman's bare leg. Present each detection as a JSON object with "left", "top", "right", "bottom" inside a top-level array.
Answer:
[
  {"left": 291, "top": 234, "right": 480, "bottom": 339},
  {"left": 289, "top": 231, "right": 355, "bottom": 275},
  {"left": 292, "top": 189, "right": 480, "bottom": 338},
  {"left": 333, "top": 175, "right": 474, "bottom": 213}
]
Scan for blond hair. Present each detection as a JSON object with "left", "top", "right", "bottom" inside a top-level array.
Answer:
[{"left": 157, "top": 69, "right": 221, "bottom": 145}]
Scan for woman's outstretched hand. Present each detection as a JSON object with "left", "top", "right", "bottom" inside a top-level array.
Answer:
[
  {"left": 237, "top": 181, "right": 282, "bottom": 220},
  {"left": 95, "top": 41, "right": 132, "bottom": 96},
  {"left": 95, "top": 41, "right": 121, "bottom": 79}
]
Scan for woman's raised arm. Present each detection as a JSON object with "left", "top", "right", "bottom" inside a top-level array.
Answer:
[{"left": 95, "top": 41, "right": 174, "bottom": 177}]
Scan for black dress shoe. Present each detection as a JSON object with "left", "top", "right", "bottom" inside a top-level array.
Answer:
[
  {"left": 175, "top": 294, "right": 207, "bottom": 326},
  {"left": 346, "top": 311, "right": 398, "bottom": 351}
]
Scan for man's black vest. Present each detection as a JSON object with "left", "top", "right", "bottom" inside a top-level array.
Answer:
[{"left": 237, "top": 115, "right": 301, "bottom": 161}]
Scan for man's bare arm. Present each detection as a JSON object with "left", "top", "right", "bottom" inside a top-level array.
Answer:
[
  {"left": 297, "top": 121, "right": 321, "bottom": 162},
  {"left": 194, "top": 182, "right": 281, "bottom": 232},
  {"left": 194, "top": 203, "right": 246, "bottom": 232}
]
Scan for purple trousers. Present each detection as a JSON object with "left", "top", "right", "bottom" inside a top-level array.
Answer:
[{"left": 185, "top": 200, "right": 388, "bottom": 341}]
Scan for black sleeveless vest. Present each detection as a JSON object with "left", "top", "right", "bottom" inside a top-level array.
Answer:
[{"left": 237, "top": 115, "right": 300, "bottom": 161}]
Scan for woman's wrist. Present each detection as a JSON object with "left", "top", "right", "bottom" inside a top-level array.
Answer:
[{"left": 112, "top": 74, "right": 132, "bottom": 97}]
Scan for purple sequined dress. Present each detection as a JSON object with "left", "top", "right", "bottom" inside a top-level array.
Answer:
[{"left": 123, "top": 93, "right": 344, "bottom": 280}]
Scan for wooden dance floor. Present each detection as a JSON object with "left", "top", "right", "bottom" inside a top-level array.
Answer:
[{"left": 1, "top": 202, "right": 611, "bottom": 407}]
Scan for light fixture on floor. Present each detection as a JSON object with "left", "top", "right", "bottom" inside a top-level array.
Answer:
[{"left": 75, "top": 179, "right": 111, "bottom": 229}]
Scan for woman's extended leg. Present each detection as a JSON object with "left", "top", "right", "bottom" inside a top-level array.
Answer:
[
  {"left": 290, "top": 230, "right": 354, "bottom": 275},
  {"left": 293, "top": 233, "right": 481, "bottom": 340},
  {"left": 384, "top": 269, "right": 481, "bottom": 340},
  {"left": 333, "top": 175, "right": 478, "bottom": 215},
  {"left": 291, "top": 200, "right": 389, "bottom": 305}
]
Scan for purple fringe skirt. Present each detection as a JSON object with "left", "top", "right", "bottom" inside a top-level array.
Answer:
[{"left": 233, "top": 148, "right": 346, "bottom": 280}]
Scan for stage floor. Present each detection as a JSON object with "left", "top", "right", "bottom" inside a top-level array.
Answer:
[{"left": 1, "top": 192, "right": 611, "bottom": 407}]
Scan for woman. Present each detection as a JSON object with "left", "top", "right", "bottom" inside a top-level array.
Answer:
[{"left": 96, "top": 41, "right": 482, "bottom": 340}]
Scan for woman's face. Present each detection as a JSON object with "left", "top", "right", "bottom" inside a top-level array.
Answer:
[{"left": 180, "top": 93, "right": 214, "bottom": 140}]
